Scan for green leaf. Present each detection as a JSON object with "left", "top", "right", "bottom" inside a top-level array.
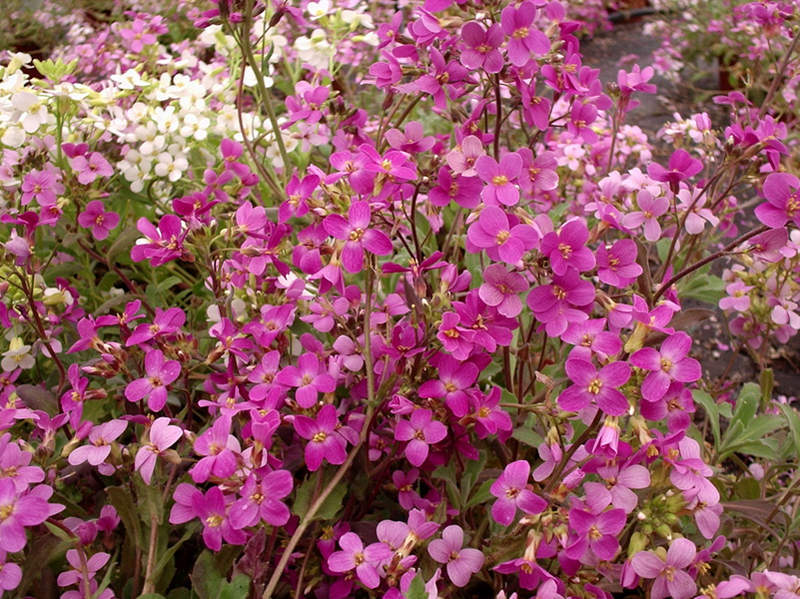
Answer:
[
  {"left": 732, "top": 383, "right": 760, "bottom": 427},
  {"left": 692, "top": 390, "right": 720, "bottom": 447},
  {"left": 461, "top": 451, "right": 487, "bottom": 504},
  {"left": 512, "top": 425, "right": 543, "bottom": 448},
  {"left": 150, "top": 528, "right": 194, "bottom": 586},
  {"left": 406, "top": 573, "right": 427, "bottom": 599},
  {"left": 219, "top": 574, "right": 250, "bottom": 599},
  {"left": 292, "top": 475, "right": 348, "bottom": 521},
  {"left": 779, "top": 404, "right": 800, "bottom": 457},
  {"left": 108, "top": 486, "right": 144, "bottom": 548},
  {"left": 465, "top": 479, "right": 494, "bottom": 508}
]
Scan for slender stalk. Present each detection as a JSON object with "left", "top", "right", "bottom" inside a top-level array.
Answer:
[
  {"left": 652, "top": 225, "right": 768, "bottom": 302},
  {"left": 141, "top": 512, "right": 159, "bottom": 595}
]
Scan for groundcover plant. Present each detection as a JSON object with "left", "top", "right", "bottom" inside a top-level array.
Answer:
[{"left": 1, "top": 0, "right": 800, "bottom": 598}]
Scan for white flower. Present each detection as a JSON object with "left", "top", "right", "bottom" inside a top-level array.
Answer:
[
  {"left": 152, "top": 105, "right": 179, "bottom": 134},
  {"left": 179, "top": 112, "right": 210, "bottom": 140},
  {"left": 154, "top": 150, "right": 188, "bottom": 182},
  {"left": 2, "top": 337, "right": 34, "bottom": 371},
  {"left": 1, "top": 125, "right": 25, "bottom": 147},
  {"left": 307, "top": 0, "right": 331, "bottom": 19}
]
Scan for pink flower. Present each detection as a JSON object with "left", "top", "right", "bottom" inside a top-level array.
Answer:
[
  {"left": 395, "top": 409, "right": 447, "bottom": 467},
  {"left": 427, "top": 525, "right": 484, "bottom": 587},
  {"left": 428, "top": 167, "right": 483, "bottom": 208},
  {"left": 418, "top": 354, "right": 478, "bottom": 418},
  {"left": 460, "top": 21, "right": 504, "bottom": 73},
  {"left": 68, "top": 420, "right": 127, "bottom": 467},
  {"left": 0, "top": 550, "right": 22, "bottom": 593},
  {"left": 229, "top": 470, "right": 293, "bottom": 529},
  {"left": 756, "top": 172, "right": 800, "bottom": 228},
  {"left": 479, "top": 264, "right": 528, "bottom": 318},
  {"left": 21, "top": 168, "right": 63, "bottom": 206},
  {"left": 596, "top": 239, "right": 642, "bottom": 287},
  {"left": 70, "top": 152, "right": 113, "bottom": 185},
  {"left": 0, "top": 480, "right": 54, "bottom": 552},
  {"left": 501, "top": 1, "right": 550, "bottom": 67},
  {"left": 124, "top": 349, "right": 181, "bottom": 412},
  {"left": 631, "top": 538, "right": 697, "bottom": 599},
  {"left": 540, "top": 220, "right": 596, "bottom": 276},
  {"left": 490, "top": 460, "right": 547, "bottom": 526},
  {"left": 475, "top": 153, "right": 523, "bottom": 206},
  {"left": 276, "top": 353, "right": 336, "bottom": 408},
  {"left": 622, "top": 191, "right": 669, "bottom": 242},
  {"left": 719, "top": 281, "right": 752, "bottom": 312},
  {"left": 323, "top": 201, "right": 393, "bottom": 273},
  {"left": 558, "top": 359, "right": 631, "bottom": 416},
  {"left": 293, "top": 405, "right": 348, "bottom": 471},
  {"left": 134, "top": 417, "right": 183, "bottom": 484},
  {"left": 190, "top": 416, "right": 241, "bottom": 483},
  {"left": 192, "top": 487, "right": 246, "bottom": 551},
  {"left": 467, "top": 206, "right": 539, "bottom": 264},
  {"left": 328, "top": 532, "right": 392, "bottom": 589},
  {"left": 384, "top": 121, "right": 435, "bottom": 154},
  {"left": 130, "top": 214, "right": 187, "bottom": 266},
  {"left": 647, "top": 149, "right": 703, "bottom": 189},
  {"left": 446, "top": 135, "right": 486, "bottom": 177},
  {"left": 567, "top": 507, "right": 626, "bottom": 560},
  {"left": 77, "top": 201, "right": 120, "bottom": 240},
  {"left": 630, "top": 332, "right": 702, "bottom": 402},
  {"left": 526, "top": 270, "right": 595, "bottom": 337}
]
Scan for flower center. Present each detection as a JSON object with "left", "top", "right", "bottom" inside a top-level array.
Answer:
[
  {"left": 312, "top": 431, "right": 327, "bottom": 443},
  {"left": 588, "top": 525, "right": 602, "bottom": 540},
  {"left": 496, "top": 230, "right": 510, "bottom": 243},
  {"left": 588, "top": 378, "right": 603, "bottom": 395},
  {"left": 349, "top": 228, "right": 365, "bottom": 241},
  {"left": 381, "top": 159, "right": 393, "bottom": 171},
  {"left": 558, "top": 243, "right": 572, "bottom": 259},
  {"left": 205, "top": 514, "right": 223, "bottom": 528},
  {"left": 492, "top": 175, "right": 509, "bottom": 186},
  {"left": 505, "top": 487, "right": 520, "bottom": 499},
  {"left": 0, "top": 504, "right": 13, "bottom": 521},
  {"left": 660, "top": 358, "right": 673, "bottom": 372},
  {"left": 553, "top": 285, "right": 566, "bottom": 300},
  {"left": 663, "top": 565, "right": 676, "bottom": 582},
  {"left": 513, "top": 27, "right": 529, "bottom": 39}
]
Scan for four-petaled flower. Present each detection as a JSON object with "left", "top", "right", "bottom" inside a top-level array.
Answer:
[
  {"left": 324, "top": 201, "right": 394, "bottom": 273},
  {"left": 428, "top": 525, "right": 485, "bottom": 587},
  {"left": 490, "top": 460, "right": 548, "bottom": 526},
  {"left": 631, "top": 538, "right": 697, "bottom": 599}
]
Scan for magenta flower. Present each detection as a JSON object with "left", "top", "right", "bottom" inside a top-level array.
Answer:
[
  {"left": 428, "top": 167, "right": 483, "bottom": 209},
  {"left": 756, "top": 172, "right": 800, "bottom": 228},
  {"left": 324, "top": 201, "right": 393, "bottom": 273},
  {"left": 518, "top": 148, "right": 559, "bottom": 193},
  {"left": 70, "top": 152, "right": 113, "bottom": 185},
  {"left": 275, "top": 353, "right": 336, "bottom": 408},
  {"left": 192, "top": 487, "right": 246, "bottom": 551},
  {"left": 428, "top": 525, "right": 485, "bottom": 587},
  {"left": 0, "top": 480, "right": 53, "bottom": 552},
  {"left": 622, "top": 191, "right": 669, "bottom": 242},
  {"left": 130, "top": 214, "right": 187, "bottom": 266},
  {"left": 77, "top": 201, "right": 120, "bottom": 240},
  {"left": 384, "top": 121, "right": 435, "bottom": 154},
  {"left": 563, "top": 319, "right": 622, "bottom": 361},
  {"left": 489, "top": 460, "right": 547, "bottom": 526},
  {"left": 68, "top": 420, "right": 127, "bottom": 467},
  {"left": 647, "top": 149, "right": 703, "bottom": 188},
  {"left": 629, "top": 332, "right": 702, "bottom": 402},
  {"left": 558, "top": 359, "right": 631, "bottom": 416},
  {"left": 126, "top": 306, "right": 185, "bottom": 347},
  {"left": 418, "top": 355, "right": 478, "bottom": 418},
  {"left": 21, "top": 168, "right": 63, "bottom": 206},
  {"left": 119, "top": 19, "right": 157, "bottom": 53},
  {"left": 631, "top": 538, "right": 697, "bottom": 599},
  {"left": 460, "top": 21, "right": 504, "bottom": 73},
  {"left": 0, "top": 550, "right": 22, "bottom": 593},
  {"left": 501, "top": 1, "right": 550, "bottom": 67},
  {"left": 293, "top": 405, "right": 348, "bottom": 471},
  {"left": 229, "top": 470, "right": 293, "bottom": 529},
  {"left": 395, "top": 409, "right": 447, "bottom": 467},
  {"left": 134, "top": 417, "right": 183, "bottom": 484},
  {"left": 475, "top": 153, "right": 523, "bottom": 206},
  {"left": 540, "top": 220, "right": 596, "bottom": 276},
  {"left": 596, "top": 239, "right": 642, "bottom": 287},
  {"left": 566, "top": 508, "right": 626, "bottom": 560},
  {"left": 526, "top": 270, "right": 595, "bottom": 337},
  {"left": 437, "top": 312, "right": 476, "bottom": 361},
  {"left": 191, "top": 416, "right": 241, "bottom": 483},
  {"left": 479, "top": 264, "right": 528, "bottom": 318},
  {"left": 124, "top": 349, "right": 181, "bottom": 412},
  {"left": 328, "top": 532, "right": 392, "bottom": 589},
  {"left": 467, "top": 206, "right": 538, "bottom": 264}
]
